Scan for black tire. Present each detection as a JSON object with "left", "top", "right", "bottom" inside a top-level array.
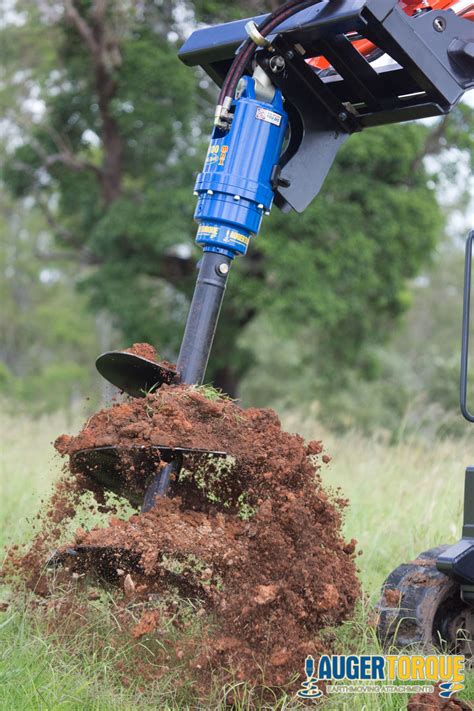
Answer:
[{"left": 377, "top": 546, "right": 474, "bottom": 654}]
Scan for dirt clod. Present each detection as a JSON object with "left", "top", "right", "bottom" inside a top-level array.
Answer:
[
  {"left": 124, "top": 343, "right": 159, "bottom": 361},
  {"left": 407, "top": 685, "right": 472, "bottom": 710}
]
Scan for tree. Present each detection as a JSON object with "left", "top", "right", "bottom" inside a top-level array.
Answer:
[
  {"left": 1, "top": 0, "right": 472, "bottom": 398},
  {"left": 0, "top": 190, "right": 101, "bottom": 411}
]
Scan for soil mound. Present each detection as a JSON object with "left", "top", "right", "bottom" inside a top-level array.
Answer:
[
  {"left": 407, "top": 685, "right": 472, "bottom": 710},
  {"left": 7, "top": 375, "right": 361, "bottom": 692}
]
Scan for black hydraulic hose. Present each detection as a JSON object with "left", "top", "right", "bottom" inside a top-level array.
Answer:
[
  {"left": 218, "top": 0, "right": 334, "bottom": 110},
  {"left": 218, "top": 0, "right": 308, "bottom": 102}
]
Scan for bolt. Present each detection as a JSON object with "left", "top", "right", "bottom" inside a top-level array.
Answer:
[
  {"left": 207, "top": 189, "right": 214, "bottom": 195},
  {"left": 233, "top": 195, "right": 240, "bottom": 201},
  {"left": 269, "top": 55, "right": 285, "bottom": 73},
  {"left": 217, "top": 263, "right": 229, "bottom": 276},
  {"left": 257, "top": 203, "right": 264, "bottom": 210},
  {"left": 264, "top": 210, "right": 270, "bottom": 216},
  {"left": 193, "top": 191, "right": 198, "bottom": 196},
  {"left": 286, "top": 50, "right": 295, "bottom": 60},
  {"left": 433, "top": 16, "right": 446, "bottom": 32},
  {"left": 338, "top": 111, "right": 348, "bottom": 122}
]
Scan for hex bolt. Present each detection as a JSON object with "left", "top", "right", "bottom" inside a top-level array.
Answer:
[
  {"left": 257, "top": 203, "right": 264, "bottom": 210},
  {"left": 338, "top": 111, "right": 348, "bottom": 122},
  {"left": 207, "top": 189, "right": 214, "bottom": 195},
  {"left": 233, "top": 195, "right": 241, "bottom": 201},
  {"left": 269, "top": 55, "right": 285, "bottom": 73},
  {"left": 286, "top": 50, "right": 295, "bottom": 60},
  {"left": 433, "top": 16, "right": 446, "bottom": 32},
  {"left": 217, "top": 263, "right": 229, "bottom": 276}
]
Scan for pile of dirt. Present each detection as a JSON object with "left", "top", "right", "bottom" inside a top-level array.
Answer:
[
  {"left": 407, "top": 685, "right": 472, "bottom": 710},
  {"left": 5, "top": 355, "right": 361, "bottom": 692}
]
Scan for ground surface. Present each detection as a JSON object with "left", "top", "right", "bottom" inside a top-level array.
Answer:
[{"left": 1, "top": 408, "right": 473, "bottom": 709}]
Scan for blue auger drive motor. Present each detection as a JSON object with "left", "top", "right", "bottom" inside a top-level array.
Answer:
[{"left": 193, "top": 76, "right": 288, "bottom": 259}]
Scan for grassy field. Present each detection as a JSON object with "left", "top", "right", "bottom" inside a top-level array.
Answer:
[{"left": 1, "top": 409, "right": 473, "bottom": 709}]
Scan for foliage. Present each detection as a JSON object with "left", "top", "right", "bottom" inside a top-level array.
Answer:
[
  {"left": 242, "top": 238, "right": 474, "bottom": 439},
  {"left": 0, "top": 191, "right": 101, "bottom": 412},
  {"left": 0, "top": 0, "right": 472, "bottom": 408}
]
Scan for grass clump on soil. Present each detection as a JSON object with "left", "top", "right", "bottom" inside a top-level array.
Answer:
[{"left": 187, "top": 383, "right": 235, "bottom": 403}]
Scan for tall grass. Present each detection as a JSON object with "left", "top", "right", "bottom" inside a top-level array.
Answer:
[
  {"left": 283, "top": 411, "right": 471, "bottom": 595},
  {"left": 1, "top": 409, "right": 473, "bottom": 709}
]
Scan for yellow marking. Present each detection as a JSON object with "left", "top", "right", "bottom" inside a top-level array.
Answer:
[
  {"left": 227, "top": 230, "right": 249, "bottom": 246},
  {"left": 197, "top": 225, "right": 219, "bottom": 237},
  {"left": 219, "top": 146, "right": 229, "bottom": 166}
]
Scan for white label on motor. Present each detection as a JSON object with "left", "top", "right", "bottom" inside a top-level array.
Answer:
[{"left": 255, "top": 107, "right": 282, "bottom": 126}]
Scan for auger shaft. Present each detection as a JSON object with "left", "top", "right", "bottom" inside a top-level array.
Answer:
[
  {"left": 141, "top": 76, "right": 288, "bottom": 509},
  {"left": 176, "top": 252, "right": 232, "bottom": 386},
  {"left": 142, "top": 253, "right": 232, "bottom": 510}
]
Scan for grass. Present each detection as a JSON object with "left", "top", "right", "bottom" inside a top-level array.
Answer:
[
  {"left": 1, "top": 408, "right": 473, "bottom": 709},
  {"left": 187, "top": 384, "right": 235, "bottom": 402}
]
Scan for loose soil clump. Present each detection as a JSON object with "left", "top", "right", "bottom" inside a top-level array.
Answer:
[
  {"left": 124, "top": 342, "right": 160, "bottom": 361},
  {"left": 5, "top": 365, "right": 361, "bottom": 694},
  {"left": 407, "top": 685, "right": 472, "bottom": 710},
  {"left": 124, "top": 342, "right": 176, "bottom": 373}
]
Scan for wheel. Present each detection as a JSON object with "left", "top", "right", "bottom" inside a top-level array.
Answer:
[{"left": 377, "top": 546, "right": 474, "bottom": 654}]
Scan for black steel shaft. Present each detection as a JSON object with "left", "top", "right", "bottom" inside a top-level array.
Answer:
[
  {"left": 141, "top": 251, "right": 232, "bottom": 511},
  {"left": 176, "top": 251, "right": 232, "bottom": 384}
]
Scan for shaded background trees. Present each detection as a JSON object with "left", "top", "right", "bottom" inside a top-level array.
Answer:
[{"left": 0, "top": 0, "right": 473, "bottom": 434}]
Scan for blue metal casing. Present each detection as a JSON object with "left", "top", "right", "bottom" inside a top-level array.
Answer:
[{"left": 194, "top": 77, "right": 288, "bottom": 258}]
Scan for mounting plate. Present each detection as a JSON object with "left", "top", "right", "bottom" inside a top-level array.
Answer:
[{"left": 179, "top": 0, "right": 473, "bottom": 212}]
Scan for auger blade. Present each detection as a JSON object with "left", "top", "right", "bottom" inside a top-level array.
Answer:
[
  {"left": 96, "top": 351, "right": 176, "bottom": 398},
  {"left": 71, "top": 445, "right": 227, "bottom": 506}
]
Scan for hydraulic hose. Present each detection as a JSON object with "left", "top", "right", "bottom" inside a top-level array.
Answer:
[{"left": 216, "top": 0, "right": 333, "bottom": 125}]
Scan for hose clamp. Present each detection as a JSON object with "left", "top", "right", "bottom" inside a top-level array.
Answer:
[{"left": 245, "top": 21, "right": 271, "bottom": 47}]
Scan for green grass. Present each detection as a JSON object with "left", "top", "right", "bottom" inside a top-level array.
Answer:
[
  {"left": 1, "top": 409, "right": 473, "bottom": 709},
  {"left": 187, "top": 383, "right": 235, "bottom": 402}
]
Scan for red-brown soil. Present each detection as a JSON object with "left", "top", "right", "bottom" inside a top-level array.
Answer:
[
  {"left": 5, "top": 375, "right": 361, "bottom": 694},
  {"left": 408, "top": 685, "right": 472, "bottom": 710},
  {"left": 124, "top": 342, "right": 159, "bottom": 361},
  {"left": 124, "top": 342, "right": 176, "bottom": 372}
]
